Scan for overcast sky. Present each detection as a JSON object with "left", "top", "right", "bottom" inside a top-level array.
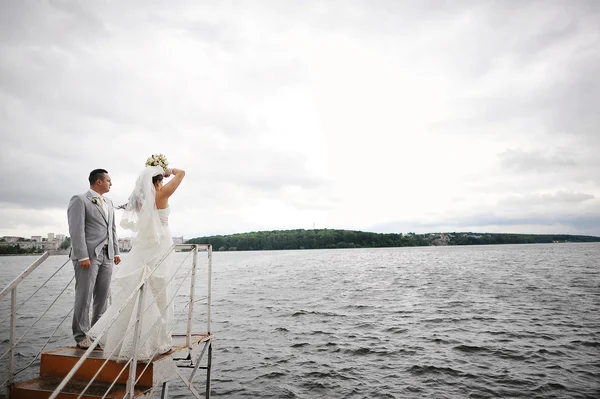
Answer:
[{"left": 1, "top": 0, "right": 599, "bottom": 240}]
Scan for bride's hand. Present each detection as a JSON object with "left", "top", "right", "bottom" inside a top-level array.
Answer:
[{"left": 163, "top": 168, "right": 173, "bottom": 177}]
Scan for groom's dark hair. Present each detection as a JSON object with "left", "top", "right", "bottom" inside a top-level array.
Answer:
[{"left": 89, "top": 169, "right": 108, "bottom": 186}]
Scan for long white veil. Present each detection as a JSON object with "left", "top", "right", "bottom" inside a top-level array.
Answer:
[
  {"left": 120, "top": 165, "right": 164, "bottom": 246},
  {"left": 89, "top": 164, "right": 174, "bottom": 361}
]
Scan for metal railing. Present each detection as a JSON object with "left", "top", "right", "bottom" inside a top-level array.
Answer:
[
  {"left": 0, "top": 244, "right": 213, "bottom": 399},
  {"left": 0, "top": 251, "right": 52, "bottom": 398}
]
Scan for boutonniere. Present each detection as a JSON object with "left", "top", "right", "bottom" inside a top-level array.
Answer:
[{"left": 91, "top": 197, "right": 100, "bottom": 205}]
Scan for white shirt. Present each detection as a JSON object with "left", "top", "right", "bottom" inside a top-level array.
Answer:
[
  {"left": 79, "top": 189, "right": 109, "bottom": 262},
  {"left": 89, "top": 189, "right": 108, "bottom": 216}
]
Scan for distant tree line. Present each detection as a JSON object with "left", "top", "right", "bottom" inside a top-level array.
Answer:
[
  {"left": 447, "top": 233, "right": 599, "bottom": 245},
  {"left": 0, "top": 244, "right": 44, "bottom": 255},
  {"left": 186, "top": 229, "right": 600, "bottom": 251},
  {"left": 0, "top": 236, "right": 70, "bottom": 255},
  {"left": 60, "top": 237, "right": 71, "bottom": 250}
]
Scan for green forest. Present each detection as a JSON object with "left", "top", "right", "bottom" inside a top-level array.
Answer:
[
  {"left": 0, "top": 244, "right": 44, "bottom": 255},
  {"left": 186, "top": 229, "right": 600, "bottom": 251}
]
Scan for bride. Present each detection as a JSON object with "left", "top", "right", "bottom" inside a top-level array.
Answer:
[{"left": 88, "top": 162, "right": 185, "bottom": 362}]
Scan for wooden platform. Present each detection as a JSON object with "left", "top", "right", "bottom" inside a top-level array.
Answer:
[
  {"left": 11, "top": 333, "right": 211, "bottom": 399},
  {"left": 11, "top": 377, "right": 150, "bottom": 399}
]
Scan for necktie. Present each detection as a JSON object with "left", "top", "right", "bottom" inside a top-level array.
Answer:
[{"left": 100, "top": 196, "right": 108, "bottom": 215}]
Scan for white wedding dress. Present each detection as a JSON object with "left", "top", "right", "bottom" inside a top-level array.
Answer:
[{"left": 89, "top": 207, "right": 175, "bottom": 362}]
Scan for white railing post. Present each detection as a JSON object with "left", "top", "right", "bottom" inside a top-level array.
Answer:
[
  {"left": 206, "top": 341, "right": 212, "bottom": 399},
  {"left": 0, "top": 251, "right": 50, "bottom": 399},
  {"left": 7, "top": 287, "right": 16, "bottom": 399},
  {"left": 187, "top": 245, "right": 198, "bottom": 349},
  {"left": 127, "top": 284, "right": 147, "bottom": 398},
  {"left": 0, "top": 252, "right": 49, "bottom": 301},
  {"left": 207, "top": 245, "right": 212, "bottom": 334},
  {"left": 4, "top": 244, "right": 214, "bottom": 398}
]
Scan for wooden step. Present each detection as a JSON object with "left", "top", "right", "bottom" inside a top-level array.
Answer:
[
  {"left": 11, "top": 376, "right": 151, "bottom": 399},
  {"left": 10, "top": 334, "right": 211, "bottom": 399},
  {"left": 40, "top": 347, "right": 177, "bottom": 387}
]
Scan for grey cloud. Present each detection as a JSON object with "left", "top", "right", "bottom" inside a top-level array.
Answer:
[
  {"left": 498, "top": 149, "right": 578, "bottom": 173},
  {"left": 459, "top": 214, "right": 600, "bottom": 232},
  {"left": 424, "top": 2, "right": 600, "bottom": 143},
  {"left": 454, "top": 214, "right": 600, "bottom": 233},
  {"left": 0, "top": 1, "right": 108, "bottom": 51},
  {"left": 0, "top": 206, "right": 58, "bottom": 231},
  {"left": 540, "top": 57, "right": 600, "bottom": 140},
  {"left": 2, "top": 1, "right": 599, "bottom": 237},
  {"left": 185, "top": 146, "right": 328, "bottom": 192},
  {"left": 176, "top": 19, "right": 243, "bottom": 52},
  {"left": 1, "top": 144, "right": 122, "bottom": 209},
  {"left": 0, "top": 3, "right": 305, "bottom": 139},
  {"left": 372, "top": 213, "right": 600, "bottom": 236},
  {"left": 286, "top": 195, "right": 336, "bottom": 212},
  {"left": 498, "top": 191, "right": 595, "bottom": 207}
]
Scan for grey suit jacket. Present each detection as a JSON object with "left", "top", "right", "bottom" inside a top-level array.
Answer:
[{"left": 67, "top": 191, "right": 119, "bottom": 261}]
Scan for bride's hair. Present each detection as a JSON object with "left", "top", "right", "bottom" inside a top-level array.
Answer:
[
  {"left": 120, "top": 165, "right": 164, "bottom": 244},
  {"left": 152, "top": 174, "right": 164, "bottom": 186},
  {"left": 116, "top": 167, "right": 164, "bottom": 210}
]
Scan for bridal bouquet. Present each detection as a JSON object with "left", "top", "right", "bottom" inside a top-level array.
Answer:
[{"left": 145, "top": 154, "right": 169, "bottom": 171}]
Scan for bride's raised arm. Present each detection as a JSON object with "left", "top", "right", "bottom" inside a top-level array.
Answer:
[{"left": 157, "top": 168, "right": 185, "bottom": 200}]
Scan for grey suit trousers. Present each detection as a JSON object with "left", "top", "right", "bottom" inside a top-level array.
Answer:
[{"left": 72, "top": 248, "right": 113, "bottom": 343}]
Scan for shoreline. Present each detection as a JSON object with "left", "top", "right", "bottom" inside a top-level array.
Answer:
[{"left": 0, "top": 250, "right": 70, "bottom": 257}]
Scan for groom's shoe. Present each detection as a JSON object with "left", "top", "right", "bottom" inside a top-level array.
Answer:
[{"left": 76, "top": 336, "right": 94, "bottom": 349}]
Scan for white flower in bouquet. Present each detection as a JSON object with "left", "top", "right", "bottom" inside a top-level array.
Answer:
[{"left": 145, "top": 154, "right": 169, "bottom": 171}]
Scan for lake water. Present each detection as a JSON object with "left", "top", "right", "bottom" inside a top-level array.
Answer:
[{"left": 1, "top": 243, "right": 599, "bottom": 398}]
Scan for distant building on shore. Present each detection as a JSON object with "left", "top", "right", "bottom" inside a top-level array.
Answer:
[
  {"left": 42, "top": 241, "right": 59, "bottom": 250},
  {"left": 118, "top": 238, "right": 132, "bottom": 252},
  {"left": 1, "top": 233, "right": 67, "bottom": 252}
]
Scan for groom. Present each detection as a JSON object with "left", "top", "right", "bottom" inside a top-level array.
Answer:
[{"left": 67, "top": 169, "right": 121, "bottom": 348}]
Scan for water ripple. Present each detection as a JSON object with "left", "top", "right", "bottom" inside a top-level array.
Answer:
[{"left": 1, "top": 244, "right": 599, "bottom": 398}]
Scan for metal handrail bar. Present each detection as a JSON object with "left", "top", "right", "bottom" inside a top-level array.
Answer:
[
  {"left": 78, "top": 249, "right": 196, "bottom": 399},
  {"left": 123, "top": 245, "right": 204, "bottom": 395},
  {"left": 48, "top": 245, "right": 177, "bottom": 399},
  {"left": 80, "top": 328, "right": 133, "bottom": 399},
  {"left": 50, "top": 244, "right": 205, "bottom": 399},
  {"left": 0, "top": 258, "right": 71, "bottom": 325},
  {"left": 0, "top": 275, "right": 75, "bottom": 361},
  {"left": 79, "top": 314, "right": 138, "bottom": 399},
  {"left": 127, "top": 284, "right": 146, "bottom": 398},
  {"left": 0, "top": 243, "right": 210, "bottom": 399},
  {"left": 99, "top": 358, "right": 134, "bottom": 399},
  {"left": 119, "top": 247, "right": 197, "bottom": 396},
  {"left": 189, "top": 296, "right": 209, "bottom": 305},
  {"left": 188, "top": 340, "right": 210, "bottom": 383},
  {"left": 91, "top": 288, "right": 196, "bottom": 399},
  {"left": 134, "top": 301, "right": 199, "bottom": 386},
  {"left": 131, "top": 249, "right": 194, "bottom": 328},
  {"left": 0, "top": 252, "right": 51, "bottom": 398},
  {"left": 13, "top": 306, "right": 74, "bottom": 378},
  {"left": 97, "top": 289, "right": 198, "bottom": 399},
  {"left": 207, "top": 245, "right": 212, "bottom": 334},
  {"left": 0, "top": 305, "right": 75, "bottom": 390},
  {"left": 133, "top": 252, "right": 205, "bottom": 386},
  {"left": 0, "top": 252, "right": 49, "bottom": 301},
  {"left": 126, "top": 246, "right": 195, "bottom": 396},
  {"left": 186, "top": 247, "right": 198, "bottom": 350}
]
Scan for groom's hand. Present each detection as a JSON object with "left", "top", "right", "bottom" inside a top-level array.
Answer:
[
  {"left": 114, "top": 255, "right": 121, "bottom": 265},
  {"left": 79, "top": 259, "right": 91, "bottom": 269}
]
